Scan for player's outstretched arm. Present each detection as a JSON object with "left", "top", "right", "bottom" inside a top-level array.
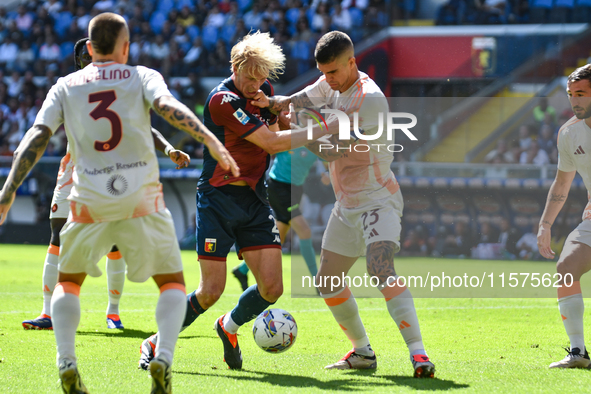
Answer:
[
  {"left": 251, "top": 90, "right": 314, "bottom": 114},
  {"left": 537, "top": 169, "right": 576, "bottom": 259},
  {"left": 306, "top": 134, "right": 351, "bottom": 162},
  {"left": 0, "top": 125, "right": 52, "bottom": 225},
  {"left": 150, "top": 127, "right": 190, "bottom": 169},
  {"left": 153, "top": 95, "right": 239, "bottom": 177}
]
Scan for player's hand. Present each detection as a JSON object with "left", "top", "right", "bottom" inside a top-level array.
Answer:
[
  {"left": 250, "top": 90, "right": 270, "bottom": 108},
  {"left": 537, "top": 223, "right": 555, "bottom": 259},
  {"left": 169, "top": 149, "right": 191, "bottom": 169},
  {"left": 321, "top": 172, "right": 331, "bottom": 185},
  {"left": 208, "top": 141, "right": 240, "bottom": 177},
  {"left": 0, "top": 190, "right": 16, "bottom": 226},
  {"left": 278, "top": 110, "right": 291, "bottom": 131}
]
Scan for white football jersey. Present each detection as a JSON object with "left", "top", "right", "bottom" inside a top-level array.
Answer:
[
  {"left": 35, "top": 62, "right": 171, "bottom": 222},
  {"left": 557, "top": 115, "right": 591, "bottom": 221},
  {"left": 304, "top": 71, "right": 399, "bottom": 208}
]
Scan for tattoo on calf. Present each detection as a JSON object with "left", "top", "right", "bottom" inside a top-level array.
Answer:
[{"left": 366, "top": 241, "right": 396, "bottom": 284}]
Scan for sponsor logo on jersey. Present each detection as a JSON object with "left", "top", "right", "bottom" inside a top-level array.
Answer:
[
  {"left": 574, "top": 145, "right": 586, "bottom": 155},
  {"left": 52, "top": 204, "right": 58, "bottom": 213},
  {"left": 204, "top": 238, "right": 217, "bottom": 253},
  {"left": 106, "top": 174, "right": 128, "bottom": 196},
  {"left": 233, "top": 108, "right": 249, "bottom": 125}
]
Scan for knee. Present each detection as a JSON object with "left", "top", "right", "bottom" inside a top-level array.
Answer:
[
  {"left": 258, "top": 282, "right": 283, "bottom": 303},
  {"left": 197, "top": 286, "right": 224, "bottom": 309}
]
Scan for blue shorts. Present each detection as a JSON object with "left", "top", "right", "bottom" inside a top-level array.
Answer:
[{"left": 196, "top": 184, "right": 281, "bottom": 261}]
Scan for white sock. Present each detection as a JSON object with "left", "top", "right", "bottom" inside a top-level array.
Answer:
[
  {"left": 155, "top": 286, "right": 186, "bottom": 365},
  {"left": 381, "top": 278, "right": 425, "bottom": 354},
  {"left": 354, "top": 344, "right": 375, "bottom": 357},
  {"left": 51, "top": 282, "right": 81, "bottom": 366},
  {"left": 558, "top": 282, "right": 585, "bottom": 352},
  {"left": 106, "top": 252, "right": 126, "bottom": 316},
  {"left": 222, "top": 313, "right": 240, "bottom": 335},
  {"left": 323, "top": 286, "right": 370, "bottom": 349},
  {"left": 41, "top": 245, "right": 59, "bottom": 316}
]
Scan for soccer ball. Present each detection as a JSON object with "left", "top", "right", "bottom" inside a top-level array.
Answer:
[{"left": 252, "top": 308, "right": 297, "bottom": 353}]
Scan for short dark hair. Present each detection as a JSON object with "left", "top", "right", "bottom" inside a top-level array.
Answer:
[
  {"left": 74, "top": 38, "right": 89, "bottom": 70},
  {"left": 89, "top": 13, "right": 128, "bottom": 55},
  {"left": 314, "top": 31, "right": 354, "bottom": 64},
  {"left": 568, "top": 64, "right": 591, "bottom": 86}
]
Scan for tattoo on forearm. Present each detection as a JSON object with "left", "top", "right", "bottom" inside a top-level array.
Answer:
[
  {"left": 290, "top": 92, "right": 314, "bottom": 110},
  {"left": 549, "top": 193, "right": 566, "bottom": 203},
  {"left": 542, "top": 220, "right": 552, "bottom": 226},
  {"left": 366, "top": 241, "right": 396, "bottom": 284},
  {"left": 154, "top": 98, "right": 205, "bottom": 143},
  {"left": 1, "top": 126, "right": 51, "bottom": 204}
]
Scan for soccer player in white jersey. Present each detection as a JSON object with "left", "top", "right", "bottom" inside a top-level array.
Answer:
[
  {"left": 22, "top": 37, "right": 191, "bottom": 332},
  {"left": 538, "top": 64, "right": 591, "bottom": 369},
  {"left": 252, "top": 31, "right": 435, "bottom": 378},
  {"left": 0, "top": 13, "right": 238, "bottom": 394}
]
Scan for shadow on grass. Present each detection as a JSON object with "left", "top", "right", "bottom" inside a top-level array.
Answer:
[
  {"left": 176, "top": 370, "right": 468, "bottom": 391},
  {"left": 76, "top": 328, "right": 158, "bottom": 339}
]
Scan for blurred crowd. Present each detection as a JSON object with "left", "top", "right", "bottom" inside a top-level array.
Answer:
[
  {"left": 0, "top": 0, "right": 388, "bottom": 158},
  {"left": 483, "top": 98, "right": 570, "bottom": 166}
]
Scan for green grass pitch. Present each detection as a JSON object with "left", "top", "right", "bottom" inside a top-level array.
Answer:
[{"left": 1, "top": 244, "right": 590, "bottom": 393}]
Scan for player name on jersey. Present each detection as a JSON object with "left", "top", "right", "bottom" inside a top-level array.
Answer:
[{"left": 67, "top": 67, "right": 131, "bottom": 87}]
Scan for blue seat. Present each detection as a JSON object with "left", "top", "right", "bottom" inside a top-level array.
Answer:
[
  {"left": 54, "top": 12, "right": 73, "bottom": 38},
  {"left": 60, "top": 41, "right": 74, "bottom": 59},
  {"left": 237, "top": 0, "right": 252, "bottom": 12},
  {"left": 176, "top": 0, "right": 194, "bottom": 9},
  {"left": 150, "top": 12, "right": 167, "bottom": 34},
  {"left": 157, "top": 0, "right": 175, "bottom": 14},
  {"left": 531, "top": 0, "right": 553, "bottom": 8},
  {"left": 186, "top": 25, "right": 200, "bottom": 41},
  {"left": 221, "top": 24, "right": 236, "bottom": 44},
  {"left": 555, "top": 0, "right": 575, "bottom": 7},
  {"left": 349, "top": 7, "right": 364, "bottom": 27},
  {"left": 286, "top": 8, "right": 300, "bottom": 26},
  {"left": 201, "top": 25, "right": 219, "bottom": 51}
]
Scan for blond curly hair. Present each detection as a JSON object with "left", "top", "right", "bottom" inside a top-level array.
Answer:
[{"left": 230, "top": 31, "right": 285, "bottom": 80}]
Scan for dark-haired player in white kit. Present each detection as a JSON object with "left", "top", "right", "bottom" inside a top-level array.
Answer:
[
  {"left": 539, "top": 64, "right": 591, "bottom": 369},
  {"left": 253, "top": 31, "right": 435, "bottom": 378}
]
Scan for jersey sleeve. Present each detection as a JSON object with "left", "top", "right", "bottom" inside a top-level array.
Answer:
[
  {"left": 302, "top": 76, "right": 330, "bottom": 107},
  {"left": 33, "top": 79, "right": 64, "bottom": 135},
  {"left": 138, "top": 66, "right": 173, "bottom": 106},
  {"left": 557, "top": 128, "right": 576, "bottom": 172},
  {"left": 208, "top": 92, "right": 264, "bottom": 138}
]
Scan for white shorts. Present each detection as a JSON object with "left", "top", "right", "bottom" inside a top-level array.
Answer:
[
  {"left": 322, "top": 191, "right": 403, "bottom": 258},
  {"left": 59, "top": 209, "right": 183, "bottom": 282},
  {"left": 565, "top": 219, "right": 591, "bottom": 249},
  {"left": 49, "top": 182, "right": 73, "bottom": 219},
  {"left": 50, "top": 153, "right": 75, "bottom": 220}
]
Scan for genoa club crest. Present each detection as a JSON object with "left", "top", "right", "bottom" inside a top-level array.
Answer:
[{"left": 204, "top": 238, "right": 216, "bottom": 253}]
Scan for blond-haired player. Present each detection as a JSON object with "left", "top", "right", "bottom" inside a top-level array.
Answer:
[
  {"left": 139, "top": 31, "right": 342, "bottom": 371},
  {"left": 252, "top": 31, "right": 435, "bottom": 378},
  {"left": 0, "top": 13, "right": 238, "bottom": 394},
  {"left": 539, "top": 64, "right": 591, "bottom": 369}
]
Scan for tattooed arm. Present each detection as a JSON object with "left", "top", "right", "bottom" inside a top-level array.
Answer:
[
  {"left": 152, "top": 95, "right": 239, "bottom": 176},
  {"left": 251, "top": 90, "right": 315, "bottom": 114},
  {"left": 537, "top": 169, "right": 576, "bottom": 259},
  {"left": 0, "top": 125, "right": 52, "bottom": 225},
  {"left": 366, "top": 241, "right": 397, "bottom": 285}
]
